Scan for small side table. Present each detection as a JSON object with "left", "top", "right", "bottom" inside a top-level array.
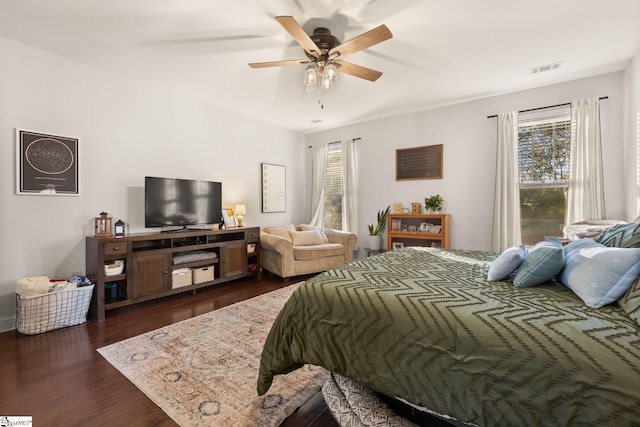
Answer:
[{"left": 364, "top": 248, "right": 386, "bottom": 257}]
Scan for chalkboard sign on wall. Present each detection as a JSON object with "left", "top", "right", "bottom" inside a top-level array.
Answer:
[{"left": 396, "top": 144, "right": 443, "bottom": 181}]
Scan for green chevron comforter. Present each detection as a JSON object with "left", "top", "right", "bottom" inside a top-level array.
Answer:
[{"left": 257, "top": 247, "right": 640, "bottom": 426}]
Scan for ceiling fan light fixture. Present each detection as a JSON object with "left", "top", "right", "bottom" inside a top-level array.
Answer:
[
  {"left": 324, "top": 63, "right": 338, "bottom": 81},
  {"left": 250, "top": 16, "right": 393, "bottom": 108},
  {"left": 320, "top": 74, "right": 333, "bottom": 91},
  {"left": 304, "top": 65, "right": 318, "bottom": 86}
]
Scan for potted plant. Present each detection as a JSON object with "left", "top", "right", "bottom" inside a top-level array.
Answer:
[
  {"left": 366, "top": 205, "right": 391, "bottom": 250},
  {"left": 424, "top": 194, "right": 444, "bottom": 213}
]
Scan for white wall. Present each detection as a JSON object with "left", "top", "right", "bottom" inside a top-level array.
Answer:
[
  {"left": 305, "top": 72, "right": 626, "bottom": 252},
  {"left": 0, "top": 37, "right": 307, "bottom": 331},
  {"left": 1, "top": 35, "right": 632, "bottom": 332},
  {"left": 623, "top": 47, "right": 640, "bottom": 220}
]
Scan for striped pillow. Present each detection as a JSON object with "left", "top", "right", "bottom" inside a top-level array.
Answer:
[
  {"left": 595, "top": 223, "right": 640, "bottom": 248},
  {"left": 513, "top": 238, "right": 564, "bottom": 287}
]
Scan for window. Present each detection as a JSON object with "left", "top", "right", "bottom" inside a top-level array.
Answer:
[
  {"left": 518, "top": 105, "right": 571, "bottom": 244},
  {"left": 323, "top": 145, "right": 343, "bottom": 230}
]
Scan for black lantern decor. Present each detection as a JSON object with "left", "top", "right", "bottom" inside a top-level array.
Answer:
[{"left": 114, "top": 219, "right": 125, "bottom": 237}]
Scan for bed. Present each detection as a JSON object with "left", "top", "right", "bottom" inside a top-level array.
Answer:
[{"left": 257, "top": 234, "right": 640, "bottom": 426}]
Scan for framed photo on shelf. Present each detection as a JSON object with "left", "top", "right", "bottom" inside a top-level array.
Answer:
[
  {"left": 391, "top": 218, "right": 402, "bottom": 231},
  {"left": 419, "top": 222, "right": 430, "bottom": 232},
  {"left": 392, "top": 241, "right": 405, "bottom": 250},
  {"left": 222, "top": 208, "right": 236, "bottom": 228}
]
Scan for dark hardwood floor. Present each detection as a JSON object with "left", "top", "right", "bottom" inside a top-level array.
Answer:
[{"left": 0, "top": 274, "right": 338, "bottom": 426}]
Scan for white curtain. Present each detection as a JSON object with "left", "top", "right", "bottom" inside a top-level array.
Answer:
[
  {"left": 566, "top": 97, "right": 606, "bottom": 224},
  {"left": 342, "top": 139, "right": 359, "bottom": 250},
  {"left": 492, "top": 111, "right": 522, "bottom": 252},
  {"left": 309, "top": 144, "right": 328, "bottom": 227}
]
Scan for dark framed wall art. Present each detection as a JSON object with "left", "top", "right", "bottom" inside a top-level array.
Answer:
[
  {"left": 15, "top": 129, "right": 79, "bottom": 195},
  {"left": 396, "top": 144, "right": 443, "bottom": 181},
  {"left": 261, "top": 163, "right": 286, "bottom": 212}
]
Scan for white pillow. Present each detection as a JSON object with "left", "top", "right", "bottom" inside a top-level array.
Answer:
[
  {"left": 487, "top": 245, "right": 526, "bottom": 281},
  {"left": 289, "top": 230, "right": 325, "bottom": 246}
]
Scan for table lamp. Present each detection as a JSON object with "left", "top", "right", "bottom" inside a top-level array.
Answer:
[{"left": 235, "top": 204, "right": 247, "bottom": 227}]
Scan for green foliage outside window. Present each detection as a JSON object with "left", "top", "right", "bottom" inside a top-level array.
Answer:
[{"left": 518, "top": 116, "right": 571, "bottom": 244}]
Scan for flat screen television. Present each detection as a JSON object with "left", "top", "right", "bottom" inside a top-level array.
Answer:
[{"left": 145, "top": 176, "right": 222, "bottom": 229}]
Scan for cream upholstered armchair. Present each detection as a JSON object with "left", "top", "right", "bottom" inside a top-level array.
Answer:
[
  {"left": 260, "top": 224, "right": 357, "bottom": 279},
  {"left": 563, "top": 219, "right": 628, "bottom": 240}
]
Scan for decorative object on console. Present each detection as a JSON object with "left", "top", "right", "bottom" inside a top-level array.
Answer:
[
  {"left": 114, "top": 219, "right": 125, "bottom": 237},
  {"left": 94, "top": 212, "right": 113, "bottom": 238},
  {"left": 15, "top": 129, "right": 79, "bottom": 195},
  {"left": 392, "top": 203, "right": 403, "bottom": 214},
  {"left": 234, "top": 204, "right": 246, "bottom": 227},
  {"left": 222, "top": 208, "right": 236, "bottom": 229},
  {"left": 424, "top": 194, "right": 444, "bottom": 213},
  {"left": 411, "top": 202, "right": 421, "bottom": 214}
]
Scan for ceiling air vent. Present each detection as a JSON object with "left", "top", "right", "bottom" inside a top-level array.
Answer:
[{"left": 530, "top": 62, "right": 562, "bottom": 75}]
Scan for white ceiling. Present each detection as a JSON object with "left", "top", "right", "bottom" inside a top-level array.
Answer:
[{"left": 1, "top": 0, "right": 639, "bottom": 134}]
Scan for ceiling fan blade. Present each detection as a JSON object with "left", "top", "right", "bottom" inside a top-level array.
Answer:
[
  {"left": 329, "top": 24, "right": 392, "bottom": 58},
  {"left": 275, "top": 16, "right": 321, "bottom": 57},
  {"left": 335, "top": 60, "right": 383, "bottom": 82},
  {"left": 249, "top": 59, "right": 309, "bottom": 68}
]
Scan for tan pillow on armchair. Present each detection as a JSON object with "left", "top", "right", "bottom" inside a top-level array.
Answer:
[
  {"left": 298, "top": 224, "right": 329, "bottom": 243},
  {"left": 290, "top": 230, "right": 325, "bottom": 246},
  {"left": 265, "top": 224, "right": 296, "bottom": 242}
]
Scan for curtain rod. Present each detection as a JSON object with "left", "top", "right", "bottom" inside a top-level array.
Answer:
[
  {"left": 308, "top": 137, "right": 361, "bottom": 148},
  {"left": 486, "top": 96, "right": 608, "bottom": 119}
]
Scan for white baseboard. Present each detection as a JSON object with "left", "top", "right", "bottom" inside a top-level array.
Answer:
[{"left": 0, "top": 315, "right": 16, "bottom": 333}]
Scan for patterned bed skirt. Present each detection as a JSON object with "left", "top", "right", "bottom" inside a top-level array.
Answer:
[{"left": 322, "top": 372, "right": 477, "bottom": 427}]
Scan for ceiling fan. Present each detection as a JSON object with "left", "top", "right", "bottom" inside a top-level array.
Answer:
[{"left": 248, "top": 16, "right": 393, "bottom": 92}]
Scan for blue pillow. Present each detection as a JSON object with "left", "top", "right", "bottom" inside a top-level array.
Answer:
[
  {"left": 560, "top": 238, "right": 640, "bottom": 308},
  {"left": 487, "top": 245, "right": 526, "bottom": 281},
  {"left": 513, "top": 238, "right": 564, "bottom": 287}
]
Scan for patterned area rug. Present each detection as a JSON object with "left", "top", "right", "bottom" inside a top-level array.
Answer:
[{"left": 97, "top": 284, "right": 328, "bottom": 427}]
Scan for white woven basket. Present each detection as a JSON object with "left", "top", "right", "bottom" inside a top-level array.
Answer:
[{"left": 15, "top": 285, "right": 94, "bottom": 335}]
